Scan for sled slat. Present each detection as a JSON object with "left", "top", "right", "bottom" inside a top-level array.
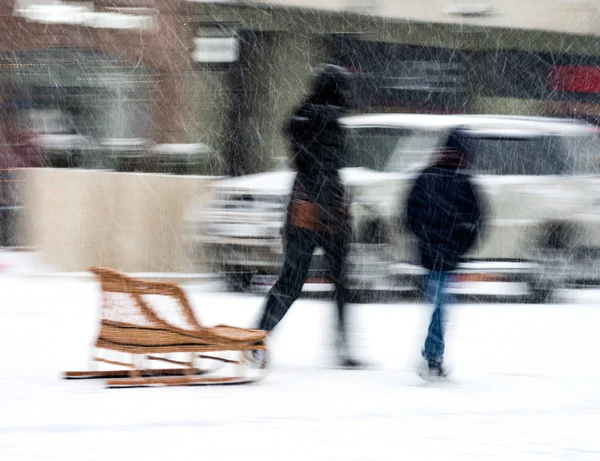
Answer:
[
  {"left": 198, "top": 354, "right": 242, "bottom": 365},
  {"left": 146, "top": 355, "right": 193, "bottom": 367},
  {"left": 94, "top": 357, "right": 137, "bottom": 369},
  {"left": 106, "top": 375, "right": 251, "bottom": 388},
  {"left": 63, "top": 367, "right": 206, "bottom": 380}
]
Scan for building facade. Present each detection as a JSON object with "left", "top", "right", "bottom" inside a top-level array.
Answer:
[{"left": 1, "top": 0, "right": 600, "bottom": 176}]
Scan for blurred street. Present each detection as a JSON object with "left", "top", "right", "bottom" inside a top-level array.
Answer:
[{"left": 1, "top": 273, "right": 600, "bottom": 460}]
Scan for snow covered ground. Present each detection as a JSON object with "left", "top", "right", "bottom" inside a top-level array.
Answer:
[{"left": 1, "top": 273, "right": 600, "bottom": 460}]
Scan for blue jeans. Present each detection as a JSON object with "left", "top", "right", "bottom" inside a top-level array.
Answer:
[{"left": 422, "top": 270, "right": 455, "bottom": 363}]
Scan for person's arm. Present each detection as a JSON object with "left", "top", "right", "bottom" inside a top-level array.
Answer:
[
  {"left": 472, "top": 181, "right": 487, "bottom": 246},
  {"left": 403, "top": 175, "right": 426, "bottom": 238},
  {"left": 286, "top": 108, "right": 315, "bottom": 171},
  {"left": 457, "top": 180, "right": 486, "bottom": 254}
]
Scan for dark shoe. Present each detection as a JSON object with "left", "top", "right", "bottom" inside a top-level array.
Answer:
[
  {"left": 244, "top": 341, "right": 268, "bottom": 369},
  {"left": 416, "top": 358, "right": 448, "bottom": 381},
  {"left": 244, "top": 348, "right": 268, "bottom": 369},
  {"left": 335, "top": 334, "right": 367, "bottom": 369},
  {"left": 427, "top": 360, "right": 448, "bottom": 378},
  {"left": 337, "top": 356, "right": 367, "bottom": 369}
]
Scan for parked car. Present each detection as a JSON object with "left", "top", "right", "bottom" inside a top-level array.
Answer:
[{"left": 187, "top": 114, "right": 600, "bottom": 302}]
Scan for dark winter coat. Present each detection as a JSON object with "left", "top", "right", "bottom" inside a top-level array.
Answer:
[
  {"left": 283, "top": 64, "right": 352, "bottom": 235},
  {"left": 286, "top": 102, "right": 347, "bottom": 209},
  {"left": 404, "top": 164, "right": 485, "bottom": 272}
]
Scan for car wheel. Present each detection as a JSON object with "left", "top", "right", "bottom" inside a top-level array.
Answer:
[
  {"left": 527, "top": 221, "right": 577, "bottom": 304},
  {"left": 526, "top": 283, "right": 554, "bottom": 304},
  {"left": 223, "top": 267, "right": 255, "bottom": 292}
]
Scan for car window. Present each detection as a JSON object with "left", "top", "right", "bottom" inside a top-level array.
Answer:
[
  {"left": 344, "top": 127, "right": 412, "bottom": 171},
  {"left": 344, "top": 126, "right": 441, "bottom": 172},
  {"left": 385, "top": 130, "right": 442, "bottom": 172},
  {"left": 344, "top": 124, "right": 600, "bottom": 176},
  {"left": 465, "top": 135, "right": 569, "bottom": 175},
  {"left": 561, "top": 132, "right": 600, "bottom": 175}
]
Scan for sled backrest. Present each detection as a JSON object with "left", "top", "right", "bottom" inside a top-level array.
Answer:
[{"left": 88, "top": 267, "right": 203, "bottom": 332}]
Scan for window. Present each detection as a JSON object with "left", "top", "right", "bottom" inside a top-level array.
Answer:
[
  {"left": 385, "top": 130, "right": 442, "bottom": 173},
  {"left": 345, "top": 127, "right": 441, "bottom": 172},
  {"left": 561, "top": 132, "right": 600, "bottom": 175},
  {"left": 344, "top": 127, "right": 410, "bottom": 171},
  {"left": 466, "top": 136, "right": 569, "bottom": 176}
]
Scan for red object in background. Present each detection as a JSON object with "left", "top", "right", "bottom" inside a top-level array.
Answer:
[{"left": 548, "top": 66, "right": 600, "bottom": 94}]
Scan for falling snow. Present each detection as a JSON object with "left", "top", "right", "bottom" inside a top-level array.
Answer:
[{"left": 1, "top": 0, "right": 600, "bottom": 459}]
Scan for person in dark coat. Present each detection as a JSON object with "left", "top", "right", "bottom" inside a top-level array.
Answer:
[
  {"left": 250, "top": 64, "right": 364, "bottom": 369},
  {"left": 403, "top": 128, "right": 486, "bottom": 379}
]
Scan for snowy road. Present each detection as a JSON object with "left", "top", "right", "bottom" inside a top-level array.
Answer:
[{"left": 1, "top": 276, "right": 599, "bottom": 460}]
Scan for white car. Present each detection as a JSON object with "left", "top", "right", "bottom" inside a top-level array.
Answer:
[{"left": 188, "top": 114, "right": 600, "bottom": 302}]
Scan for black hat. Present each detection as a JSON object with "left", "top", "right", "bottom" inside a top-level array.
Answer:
[
  {"left": 436, "top": 127, "right": 470, "bottom": 168},
  {"left": 311, "top": 64, "right": 351, "bottom": 107},
  {"left": 444, "top": 127, "right": 469, "bottom": 153}
]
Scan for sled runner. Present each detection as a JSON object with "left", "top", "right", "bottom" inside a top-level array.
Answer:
[{"left": 63, "top": 267, "right": 268, "bottom": 388}]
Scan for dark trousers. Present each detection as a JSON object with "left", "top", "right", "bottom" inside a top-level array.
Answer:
[{"left": 257, "top": 224, "right": 350, "bottom": 341}]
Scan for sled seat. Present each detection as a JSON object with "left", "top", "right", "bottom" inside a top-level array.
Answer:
[{"left": 64, "top": 267, "right": 268, "bottom": 388}]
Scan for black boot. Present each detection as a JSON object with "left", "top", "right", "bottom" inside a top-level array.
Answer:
[
  {"left": 244, "top": 341, "right": 268, "bottom": 369},
  {"left": 334, "top": 332, "right": 366, "bottom": 369}
]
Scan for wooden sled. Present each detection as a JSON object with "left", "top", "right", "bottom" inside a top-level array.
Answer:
[{"left": 63, "top": 267, "right": 269, "bottom": 388}]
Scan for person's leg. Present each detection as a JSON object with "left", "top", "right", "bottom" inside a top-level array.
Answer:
[
  {"left": 321, "top": 223, "right": 364, "bottom": 368},
  {"left": 256, "top": 226, "right": 316, "bottom": 332},
  {"left": 422, "top": 270, "right": 454, "bottom": 365},
  {"left": 323, "top": 234, "right": 348, "bottom": 336}
]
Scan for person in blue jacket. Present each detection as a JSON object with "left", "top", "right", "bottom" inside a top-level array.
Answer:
[{"left": 403, "top": 128, "right": 486, "bottom": 379}]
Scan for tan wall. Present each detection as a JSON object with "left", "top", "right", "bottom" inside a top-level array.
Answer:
[{"left": 19, "top": 168, "right": 216, "bottom": 273}]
